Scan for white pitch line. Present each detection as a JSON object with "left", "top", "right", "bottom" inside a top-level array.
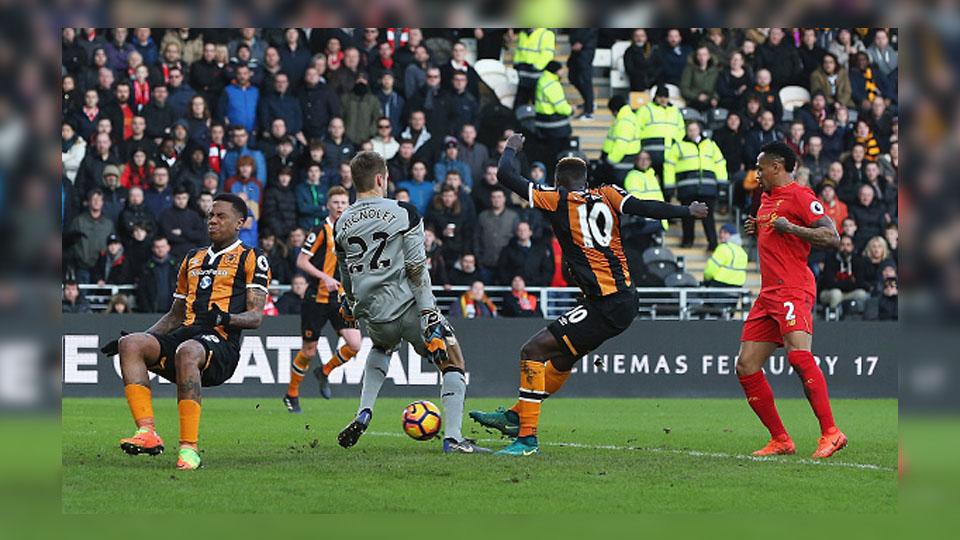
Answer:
[{"left": 367, "top": 431, "right": 894, "bottom": 472}]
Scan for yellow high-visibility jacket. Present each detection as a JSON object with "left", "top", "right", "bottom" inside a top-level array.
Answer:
[
  {"left": 624, "top": 167, "right": 668, "bottom": 230},
  {"left": 663, "top": 136, "right": 727, "bottom": 198},
  {"left": 602, "top": 105, "right": 640, "bottom": 166},
  {"left": 704, "top": 242, "right": 748, "bottom": 286},
  {"left": 635, "top": 102, "right": 685, "bottom": 154}
]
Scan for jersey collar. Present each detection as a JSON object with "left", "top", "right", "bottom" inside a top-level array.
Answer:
[{"left": 206, "top": 239, "right": 242, "bottom": 261}]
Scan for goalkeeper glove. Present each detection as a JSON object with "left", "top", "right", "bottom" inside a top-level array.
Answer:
[
  {"left": 420, "top": 307, "right": 450, "bottom": 366},
  {"left": 100, "top": 330, "right": 130, "bottom": 356},
  {"left": 339, "top": 294, "right": 358, "bottom": 329}
]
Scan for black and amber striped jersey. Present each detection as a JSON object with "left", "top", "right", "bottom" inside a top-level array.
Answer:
[
  {"left": 303, "top": 218, "right": 342, "bottom": 304},
  {"left": 528, "top": 183, "right": 633, "bottom": 298},
  {"left": 174, "top": 240, "right": 271, "bottom": 346}
]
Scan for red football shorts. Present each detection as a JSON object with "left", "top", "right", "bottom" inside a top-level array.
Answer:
[{"left": 741, "top": 290, "right": 815, "bottom": 345}]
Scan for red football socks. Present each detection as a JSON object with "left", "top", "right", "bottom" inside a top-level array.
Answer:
[
  {"left": 788, "top": 350, "right": 836, "bottom": 435},
  {"left": 738, "top": 370, "right": 787, "bottom": 438}
]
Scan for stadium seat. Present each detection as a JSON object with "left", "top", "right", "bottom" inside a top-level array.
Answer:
[
  {"left": 647, "top": 260, "right": 681, "bottom": 283},
  {"left": 609, "top": 41, "right": 631, "bottom": 90},
  {"left": 593, "top": 48, "right": 612, "bottom": 68},
  {"left": 664, "top": 272, "right": 699, "bottom": 288},
  {"left": 642, "top": 246, "right": 675, "bottom": 266},
  {"left": 778, "top": 85, "right": 811, "bottom": 112},
  {"left": 681, "top": 108, "right": 706, "bottom": 123},
  {"left": 707, "top": 108, "right": 729, "bottom": 129}
]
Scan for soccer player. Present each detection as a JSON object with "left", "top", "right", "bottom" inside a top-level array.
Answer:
[
  {"left": 100, "top": 194, "right": 271, "bottom": 470},
  {"left": 283, "top": 186, "right": 362, "bottom": 412},
  {"left": 333, "top": 151, "right": 488, "bottom": 454},
  {"left": 470, "top": 134, "right": 708, "bottom": 456},
  {"left": 738, "top": 141, "right": 846, "bottom": 458}
]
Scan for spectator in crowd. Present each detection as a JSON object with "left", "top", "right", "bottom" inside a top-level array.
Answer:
[
  {"left": 265, "top": 135, "right": 298, "bottom": 183},
  {"left": 654, "top": 28, "right": 691, "bottom": 86},
  {"left": 470, "top": 163, "right": 500, "bottom": 213},
  {"left": 859, "top": 235, "right": 896, "bottom": 295},
  {"left": 395, "top": 27, "right": 424, "bottom": 70},
  {"left": 154, "top": 41, "right": 187, "bottom": 87},
  {"left": 321, "top": 117, "right": 356, "bottom": 169},
  {"left": 300, "top": 66, "right": 341, "bottom": 142},
  {"left": 286, "top": 227, "right": 307, "bottom": 272},
  {"left": 745, "top": 69, "right": 783, "bottom": 122},
  {"left": 341, "top": 74, "right": 381, "bottom": 144},
  {"left": 388, "top": 138, "right": 416, "bottom": 184},
  {"left": 501, "top": 275, "right": 541, "bottom": 317},
  {"left": 330, "top": 46, "right": 365, "bottom": 96},
  {"left": 100, "top": 165, "right": 128, "bottom": 224},
  {"left": 795, "top": 92, "right": 829, "bottom": 135},
  {"left": 665, "top": 120, "right": 725, "bottom": 250},
  {"left": 703, "top": 224, "right": 748, "bottom": 288},
  {"left": 358, "top": 27, "right": 381, "bottom": 66},
  {"left": 190, "top": 42, "right": 226, "bottom": 108},
  {"left": 441, "top": 41, "right": 482, "bottom": 99},
  {"left": 118, "top": 187, "right": 155, "bottom": 239},
  {"left": 196, "top": 190, "right": 215, "bottom": 216},
  {"left": 716, "top": 51, "right": 753, "bottom": 110},
  {"left": 434, "top": 137, "right": 473, "bottom": 189},
  {"left": 400, "top": 109, "right": 436, "bottom": 165},
  {"left": 841, "top": 216, "right": 858, "bottom": 243},
  {"left": 136, "top": 236, "right": 178, "bottom": 313},
  {"left": 427, "top": 184, "right": 473, "bottom": 264},
  {"left": 818, "top": 181, "right": 848, "bottom": 232},
  {"left": 451, "top": 280, "right": 498, "bottom": 319},
  {"left": 739, "top": 94, "right": 763, "bottom": 130},
  {"left": 868, "top": 97, "right": 895, "bottom": 151},
  {"left": 713, "top": 114, "right": 745, "bottom": 196},
  {"left": 802, "top": 135, "right": 829, "bottom": 186},
  {"left": 335, "top": 161, "right": 358, "bottom": 202},
  {"left": 177, "top": 146, "right": 211, "bottom": 196},
  {"left": 841, "top": 144, "right": 867, "bottom": 200},
  {"left": 62, "top": 29, "right": 86, "bottom": 77},
  {"left": 457, "top": 124, "right": 489, "bottom": 184},
  {"left": 374, "top": 72, "right": 405, "bottom": 136},
  {"left": 680, "top": 45, "right": 720, "bottom": 112},
  {"left": 863, "top": 161, "right": 895, "bottom": 215},
  {"left": 567, "top": 28, "right": 598, "bottom": 119},
  {"left": 866, "top": 29, "right": 898, "bottom": 80},
  {"left": 143, "top": 165, "right": 173, "bottom": 219},
  {"left": 396, "top": 160, "right": 434, "bottom": 214},
  {"left": 827, "top": 28, "right": 866, "bottom": 69},
  {"left": 448, "top": 71, "right": 479, "bottom": 135},
  {"left": 62, "top": 279, "right": 92, "bottom": 314},
  {"left": 141, "top": 85, "right": 176, "bottom": 142},
  {"left": 131, "top": 27, "right": 158, "bottom": 66},
  {"left": 221, "top": 126, "right": 267, "bottom": 183},
  {"left": 370, "top": 117, "right": 400, "bottom": 160},
  {"left": 261, "top": 166, "right": 298, "bottom": 240},
  {"left": 849, "top": 184, "right": 889, "bottom": 251},
  {"left": 158, "top": 184, "right": 206, "bottom": 262},
  {"left": 757, "top": 27, "right": 801, "bottom": 88},
  {"left": 819, "top": 234, "right": 870, "bottom": 309},
  {"left": 224, "top": 155, "right": 265, "bottom": 209},
  {"left": 120, "top": 115, "right": 157, "bottom": 163},
  {"left": 404, "top": 44, "right": 431, "bottom": 101},
  {"left": 162, "top": 28, "right": 204, "bottom": 65},
  {"left": 67, "top": 189, "right": 116, "bottom": 283},
  {"left": 784, "top": 121, "right": 806, "bottom": 158},
  {"left": 475, "top": 187, "right": 520, "bottom": 280},
  {"left": 743, "top": 110, "right": 783, "bottom": 170},
  {"left": 368, "top": 41, "right": 398, "bottom": 84},
  {"left": 257, "top": 72, "right": 303, "bottom": 145},
  {"left": 496, "top": 221, "right": 553, "bottom": 286},
  {"left": 62, "top": 120, "right": 87, "bottom": 185},
  {"left": 259, "top": 230, "right": 291, "bottom": 285},
  {"left": 296, "top": 163, "right": 329, "bottom": 229},
  {"left": 798, "top": 28, "right": 827, "bottom": 83},
  {"left": 449, "top": 252, "right": 480, "bottom": 286},
  {"left": 809, "top": 53, "right": 852, "bottom": 108},
  {"left": 219, "top": 64, "right": 259, "bottom": 134},
  {"left": 278, "top": 28, "right": 311, "bottom": 85},
  {"left": 276, "top": 274, "right": 307, "bottom": 314},
  {"left": 873, "top": 265, "right": 897, "bottom": 321},
  {"left": 323, "top": 36, "right": 345, "bottom": 71},
  {"left": 105, "top": 293, "right": 132, "bottom": 314},
  {"left": 104, "top": 28, "right": 135, "bottom": 72},
  {"left": 422, "top": 226, "right": 450, "bottom": 288},
  {"left": 849, "top": 52, "right": 886, "bottom": 111},
  {"left": 76, "top": 132, "right": 120, "bottom": 199},
  {"left": 853, "top": 119, "right": 881, "bottom": 162},
  {"left": 111, "top": 81, "right": 134, "bottom": 140},
  {"left": 884, "top": 223, "right": 898, "bottom": 261},
  {"left": 817, "top": 117, "right": 845, "bottom": 163},
  {"left": 91, "top": 234, "right": 133, "bottom": 285},
  {"left": 441, "top": 170, "right": 477, "bottom": 223},
  {"left": 229, "top": 28, "right": 266, "bottom": 64}
]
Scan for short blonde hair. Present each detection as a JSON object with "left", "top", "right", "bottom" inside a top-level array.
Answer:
[{"left": 862, "top": 236, "right": 890, "bottom": 260}]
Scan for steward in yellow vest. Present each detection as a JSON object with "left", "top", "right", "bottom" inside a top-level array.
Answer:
[
  {"left": 635, "top": 85, "right": 684, "bottom": 179},
  {"left": 601, "top": 95, "right": 639, "bottom": 182},
  {"left": 624, "top": 153, "right": 668, "bottom": 231},
  {"left": 703, "top": 224, "right": 748, "bottom": 287},
  {"left": 514, "top": 28, "right": 556, "bottom": 106}
]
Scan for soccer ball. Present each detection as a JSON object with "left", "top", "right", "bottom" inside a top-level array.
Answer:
[{"left": 402, "top": 400, "right": 442, "bottom": 441}]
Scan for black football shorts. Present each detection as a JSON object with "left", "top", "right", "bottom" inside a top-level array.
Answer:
[
  {"left": 547, "top": 289, "right": 639, "bottom": 357},
  {"left": 148, "top": 326, "right": 240, "bottom": 387}
]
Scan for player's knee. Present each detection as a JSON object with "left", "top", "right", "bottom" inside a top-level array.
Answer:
[
  {"left": 300, "top": 340, "right": 318, "bottom": 356},
  {"left": 342, "top": 333, "right": 362, "bottom": 353},
  {"left": 520, "top": 339, "right": 545, "bottom": 361},
  {"left": 117, "top": 334, "right": 141, "bottom": 358},
  {"left": 174, "top": 341, "right": 205, "bottom": 371},
  {"left": 735, "top": 358, "right": 757, "bottom": 377}
]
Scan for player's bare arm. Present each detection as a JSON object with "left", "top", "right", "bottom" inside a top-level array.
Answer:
[
  {"left": 297, "top": 250, "right": 339, "bottom": 291},
  {"left": 226, "top": 288, "right": 268, "bottom": 329},
  {"left": 145, "top": 297, "right": 188, "bottom": 335},
  {"left": 773, "top": 215, "right": 840, "bottom": 250}
]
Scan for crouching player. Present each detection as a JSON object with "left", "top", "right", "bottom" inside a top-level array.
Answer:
[
  {"left": 100, "top": 194, "right": 271, "bottom": 469},
  {"left": 334, "top": 151, "right": 489, "bottom": 454}
]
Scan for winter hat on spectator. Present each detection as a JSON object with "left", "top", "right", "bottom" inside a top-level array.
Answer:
[
  {"left": 102, "top": 165, "right": 121, "bottom": 179},
  {"left": 531, "top": 161, "right": 546, "bottom": 174},
  {"left": 720, "top": 224, "right": 737, "bottom": 236},
  {"left": 106, "top": 233, "right": 122, "bottom": 245},
  {"left": 655, "top": 85, "right": 670, "bottom": 98},
  {"left": 444, "top": 136, "right": 458, "bottom": 149},
  {"left": 545, "top": 61, "right": 562, "bottom": 74},
  {"left": 817, "top": 179, "right": 837, "bottom": 195}
]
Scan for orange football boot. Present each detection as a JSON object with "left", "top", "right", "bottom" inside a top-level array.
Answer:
[
  {"left": 812, "top": 427, "right": 848, "bottom": 459},
  {"left": 752, "top": 434, "right": 797, "bottom": 456},
  {"left": 119, "top": 428, "right": 165, "bottom": 456}
]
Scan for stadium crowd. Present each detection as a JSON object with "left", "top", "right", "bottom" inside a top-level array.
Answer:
[{"left": 61, "top": 28, "right": 897, "bottom": 320}]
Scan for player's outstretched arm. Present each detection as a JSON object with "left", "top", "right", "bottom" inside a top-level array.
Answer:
[
  {"left": 144, "top": 297, "right": 187, "bottom": 335},
  {"left": 622, "top": 197, "right": 708, "bottom": 220},
  {"left": 496, "top": 134, "right": 532, "bottom": 198},
  {"left": 773, "top": 215, "right": 840, "bottom": 250}
]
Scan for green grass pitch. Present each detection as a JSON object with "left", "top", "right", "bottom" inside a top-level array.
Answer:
[{"left": 62, "top": 397, "right": 896, "bottom": 513}]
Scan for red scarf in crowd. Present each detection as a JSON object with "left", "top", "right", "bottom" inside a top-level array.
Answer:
[
  {"left": 133, "top": 80, "right": 150, "bottom": 109},
  {"left": 386, "top": 28, "right": 409, "bottom": 50},
  {"left": 208, "top": 143, "right": 225, "bottom": 173},
  {"left": 83, "top": 106, "right": 99, "bottom": 122}
]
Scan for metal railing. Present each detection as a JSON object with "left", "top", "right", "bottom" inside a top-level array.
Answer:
[{"left": 77, "top": 284, "right": 753, "bottom": 320}]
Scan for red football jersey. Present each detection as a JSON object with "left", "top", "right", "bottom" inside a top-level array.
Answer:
[{"left": 756, "top": 182, "right": 825, "bottom": 295}]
